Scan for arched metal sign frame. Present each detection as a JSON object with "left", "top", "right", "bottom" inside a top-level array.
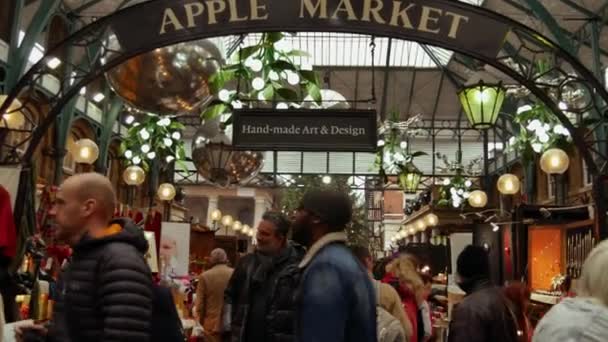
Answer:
[{"left": 2, "top": 0, "right": 608, "bottom": 236}]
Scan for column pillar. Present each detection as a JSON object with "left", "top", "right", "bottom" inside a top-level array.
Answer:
[
  {"left": 254, "top": 196, "right": 272, "bottom": 228},
  {"left": 207, "top": 195, "right": 219, "bottom": 229}
]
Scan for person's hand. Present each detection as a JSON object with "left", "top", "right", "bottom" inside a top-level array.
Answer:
[{"left": 15, "top": 323, "right": 48, "bottom": 342}]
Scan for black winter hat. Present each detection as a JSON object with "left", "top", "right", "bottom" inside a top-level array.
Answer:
[
  {"left": 457, "top": 245, "right": 490, "bottom": 279},
  {"left": 299, "top": 189, "right": 352, "bottom": 229}
]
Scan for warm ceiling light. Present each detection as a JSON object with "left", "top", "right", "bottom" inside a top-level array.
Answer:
[
  {"left": 425, "top": 213, "right": 439, "bottom": 227},
  {"left": 540, "top": 148, "right": 570, "bottom": 175},
  {"left": 210, "top": 209, "right": 222, "bottom": 222},
  {"left": 72, "top": 138, "right": 99, "bottom": 164},
  {"left": 232, "top": 220, "right": 242, "bottom": 232},
  {"left": 468, "top": 190, "right": 488, "bottom": 208},
  {"left": 92, "top": 93, "right": 105, "bottom": 102},
  {"left": 458, "top": 81, "right": 506, "bottom": 129},
  {"left": 243, "top": 224, "right": 251, "bottom": 235},
  {"left": 322, "top": 175, "right": 332, "bottom": 184},
  {"left": 123, "top": 165, "right": 145, "bottom": 186},
  {"left": 415, "top": 220, "right": 426, "bottom": 231},
  {"left": 409, "top": 227, "right": 416, "bottom": 234},
  {"left": 47, "top": 57, "right": 61, "bottom": 69},
  {"left": 157, "top": 183, "right": 176, "bottom": 201},
  {"left": 497, "top": 174, "right": 520, "bottom": 195}
]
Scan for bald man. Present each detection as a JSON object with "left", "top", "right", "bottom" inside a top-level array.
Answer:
[{"left": 17, "top": 173, "right": 153, "bottom": 342}]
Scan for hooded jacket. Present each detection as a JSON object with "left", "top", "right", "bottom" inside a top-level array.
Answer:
[
  {"left": 49, "top": 219, "right": 153, "bottom": 342},
  {"left": 533, "top": 297, "right": 608, "bottom": 342}
]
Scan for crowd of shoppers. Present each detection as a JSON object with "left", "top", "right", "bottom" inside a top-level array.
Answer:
[{"left": 10, "top": 173, "right": 608, "bottom": 342}]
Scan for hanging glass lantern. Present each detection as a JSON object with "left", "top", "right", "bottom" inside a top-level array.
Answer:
[
  {"left": 123, "top": 165, "right": 145, "bottom": 186},
  {"left": 0, "top": 95, "right": 25, "bottom": 129},
  {"left": 458, "top": 81, "right": 506, "bottom": 129},
  {"left": 72, "top": 138, "right": 100, "bottom": 164},
  {"left": 399, "top": 162, "right": 422, "bottom": 193},
  {"left": 540, "top": 148, "right": 570, "bottom": 174},
  {"left": 157, "top": 183, "right": 176, "bottom": 201},
  {"left": 468, "top": 190, "right": 488, "bottom": 208},
  {"left": 497, "top": 174, "right": 520, "bottom": 195}
]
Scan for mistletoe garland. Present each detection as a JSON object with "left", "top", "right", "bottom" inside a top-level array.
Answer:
[
  {"left": 202, "top": 32, "right": 322, "bottom": 122},
  {"left": 120, "top": 114, "right": 187, "bottom": 171},
  {"left": 507, "top": 103, "right": 573, "bottom": 166}
]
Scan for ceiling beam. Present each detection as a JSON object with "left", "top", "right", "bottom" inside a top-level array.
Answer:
[
  {"left": 519, "top": 0, "right": 577, "bottom": 54},
  {"left": 558, "top": 0, "right": 595, "bottom": 17},
  {"left": 379, "top": 38, "right": 393, "bottom": 121},
  {"left": 71, "top": 0, "right": 106, "bottom": 14}
]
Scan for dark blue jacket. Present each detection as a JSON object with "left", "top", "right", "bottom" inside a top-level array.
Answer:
[{"left": 296, "top": 232, "right": 377, "bottom": 342}]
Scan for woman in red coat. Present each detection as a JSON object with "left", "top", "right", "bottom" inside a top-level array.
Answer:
[{"left": 383, "top": 255, "right": 424, "bottom": 342}]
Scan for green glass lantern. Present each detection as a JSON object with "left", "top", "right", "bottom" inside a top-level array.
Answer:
[
  {"left": 458, "top": 81, "right": 506, "bottom": 129},
  {"left": 399, "top": 162, "right": 422, "bottom": 193}
]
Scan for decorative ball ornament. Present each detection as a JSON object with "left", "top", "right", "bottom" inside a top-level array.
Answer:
[
  {"left": 72, "top": 138, "right": 100, "bottom": 164},
  {"left": 104, "top": 39, "right": 222, "bottom": 115},
  {"left": 123, "top": 165, "right": 146, "bottom": 186},
  {"left": 540, "top": 148, "right": 570, "bottom": 175},
  {"left": 497, "top": 174, "right": 521, "bottom": 195},
  {"left": 425, "top": 213, "right": 439, "bottom": 227},
  {"left": 468, "top": 190, "right": 488, "bottom": 208},
  {"left": 191, "top": 120, "right": 264, "bottom": 187},
  {"left": 0, "top": 95, "right": 25, "bottom": 129},
  {"left": 157, "top": 183, "right": 176, "bottom": 201}
]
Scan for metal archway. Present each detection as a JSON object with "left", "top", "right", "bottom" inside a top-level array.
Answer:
[{"left": 2, "top": 0, "right": 608, "bottom": 237}]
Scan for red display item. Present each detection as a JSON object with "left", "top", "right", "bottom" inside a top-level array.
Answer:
[{"left": 0, "top": 185, "right": 17, "bottom": 258}]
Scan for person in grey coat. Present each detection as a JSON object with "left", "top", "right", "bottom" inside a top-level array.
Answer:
[{"left": 534, "top": 239, "right": 608, "bottom": 342}]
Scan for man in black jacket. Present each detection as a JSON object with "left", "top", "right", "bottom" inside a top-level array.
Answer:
[
  {"left": 224, "top": 211, "right": 304, "bottom": 342},
  {"left": 448, "top": 245, "right": 518, "bottom": 342},
  {"left": 16, "top": 173, "right": 153, "bottom": 342}
]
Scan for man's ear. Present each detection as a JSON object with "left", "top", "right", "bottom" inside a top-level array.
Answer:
[{"left": 82, "top": 198, "right": 97, "bottom": 216}]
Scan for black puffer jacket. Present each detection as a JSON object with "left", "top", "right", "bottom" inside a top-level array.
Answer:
[
  {"left": 224, "top": 243, "right": 305, "bottom": 342},
  {"left": 49, "top": 219, "right": 153, "bottom": 342}
]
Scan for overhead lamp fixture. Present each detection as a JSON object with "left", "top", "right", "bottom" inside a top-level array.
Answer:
[
  {"left": 72, "top": 138, "right": 99, "bottom": 164},
  {"left": 232, "top": 220, "right": 242, "bottom": 232},
  {"left": 46, "top": 57, "right": 61, "bottom": 69},
  {"left": 322, "top": 175, "right": 332, "bottom": 184},
  {"left": 468, "top": 190, "right": 488, "bottom": 208},
  {"left": 0, "top": 95, "right": 25, "bottom": 129},
  {"left": 123, "top": 165, "right": 146, "bottom": 186},
  {"left": 497, "top": 173, "right": 520, "bottom": 195},
  {"left": 157, "top": 183, "right": 176, "bottom": 201},
  {"left": 415, "top": 220, "right": 426, "bottom": 231},
  {"left": 399, "top": 162, "right": 422, "bottom": 193},
  {"left": 92, "top": 93, "right": 105, "bottom": 102},
  {"left": 425, "top": 213, "right": 439, "bottom": 227},
  {"left": 125, "top": 115, "right": 135, "bottom": 125},
  {"left": 540, "top": 148, "right": 570, "bottom": 175},
  {"left": 210, "top": 209, "right": 222, "bottom": 222},
  {"left": 221, "top": 215, "right": 234, "bottom": 227},
  {"left": 458, "top": 81, "right": 506, "bottom": 129}
]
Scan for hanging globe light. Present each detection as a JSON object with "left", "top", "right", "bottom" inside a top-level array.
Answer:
[
  {"left": 497, "top": 174, "right": 520, "bottom": 195},
  {"left": 540, "top": 148, "right": 570, "bottom": 174},
  {"left": 157, "top": 183, "right": 176, "bottom": 201},
  {"left": 210, "top": 209, "right": 222, "bottom": 222},
  {"left": 425, "top": 213, "right": 439, "bottom": 227},
  {"left": 399, "top": 163, "right": 423, "bottom": 193},
  {"left": 415, "top": 220, "right": 427, "bottom": 231},
  {"left": 221, "top": 215, "right": 234, "bottom": 227},
  {"left": 232, "top": 220, "right": 242, "bottom": 232},
  {"left": 72, "top": 138, "right": 100, "bottom": 164},
  {"left": 0, "top": 95, "right": 25, "bottom": 129},
  {"left": 123, "top": 165, "right": 146, "bottom": 186},
  {"left": 468, "top": 190, "right": 488, "bottom": 208},
  {"left": 458, "top": 81, "right": 506, "bottom": 129}
]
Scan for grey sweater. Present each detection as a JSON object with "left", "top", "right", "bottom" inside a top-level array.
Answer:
[{"left": 534, "top": 297, "right": 608, "bottom": 342}]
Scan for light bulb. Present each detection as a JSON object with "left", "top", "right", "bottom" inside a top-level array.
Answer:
[
  {"left": 157, "top": 117, "right": 171, "bottom": 127},
  {"left": 231, "top": 100, "right": 243, "bottom": 109},
  {"left": 166, "top": 155, "right": 175, "bottom": 163},
  {"left": 125, "top": 115, "right": 135, "bottom": 124},
  {"left": 163, "top": 138, "right": 173, "bottom": 147},
  {"left": 322, "top": 175, "right": 332, "bottom": 184},
  {"left": 139, "top": 129, "right": 150, "bottom": 140},
  {"left": 252, "top": 77, "right": 265, "bottom": 91},
  {"left": 147, "top": 152, "right": 156, "bottom": 159},
  {"left": 287, "top": 72, "right": 300, "bottom": 85},
  {"left": 132, "top": 156, "right": 142, "bottom": 165},
  {"left": 172, "top": 131, "right": 181, "bottom": 140},
  {"left": 465, "top": 180, "right": 472, "bottom": 188},
  {"left": 443, "top": 179, "right": 451, "bottom": 186},
  {"left": 558, "top": 102, "right": 568, "bottom": 110},
  {"left": 269, "top": 71, "right": 279, "bottom": 81},
  {"left": 141, "top": 144, "right": 151, "bottom": 153},
  {"left": 400, "top": 141, "right": 408, "bottom": 149},
  {"left": 276, "top": 102, "right": 288, "bottom": 109},
  {"left": 249, "top": 59, "right": 263, "bottom": 72},
  {"left": 377, "top": 139, "right": 385, "bottom": 147},
  {"left": 124, "top": 150, "right": 133, "bottom": 159},
  {"left": 257, "top": 92, "right": 267, "bottom": 101},
  {"left": 211, "top": 209, "right": 222, "bottom": 221},
  {"left": 219, "top": 89, "right": 231, "bottom": 102}
]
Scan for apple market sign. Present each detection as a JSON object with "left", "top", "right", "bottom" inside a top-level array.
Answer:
[
  {"left": 232, "top": 109, "right": 377, "bottom": 152},
  {"left": 111, "top": 0, "right": 509, "bottom": 59}
]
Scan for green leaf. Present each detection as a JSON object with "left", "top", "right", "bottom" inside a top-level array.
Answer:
[
  {"left": 224, "top": 115, "right": 234, "bottom": 126},
  {"left": 267, "top": 32, "right": 284, "bottom": 43},
  {"left": 300, "top": 70, "right": 319, "bottom": 85},
  {"left": 271, "top": 60, "right": 297, "bottom": 71},
  {"left": 286, "top": 50, "right": 311, "bottom": 57},
  {"left": 306, "top": 83, "right": 322, "bottom": 104},
  {"left": 169, "top": 122, "right": 186, "bottom": 131},
  {"left": 177, "top": 145, "right": 186, "bottom": 160},
  {"left": 262, "top": 84, "right": 275, "bottom": 101},
  {"left": 276, "top": 87, "right": 299, "bottom": 102},
  {"left": 176, "top": 160, "right": 189, "bottom": 174},
  {"left": 202, "top": 103, "right": 228, "bottom": 120},
  {"left": 238, "top": 45, "right": 262, "bottom": 61}
]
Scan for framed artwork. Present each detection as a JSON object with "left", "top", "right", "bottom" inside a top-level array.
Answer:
[
  {"left": 144, "top": 231, "right": 159, "bottom": 273},
  {"left": 160, "top": 222, "right": 191, "bottom": 277}
]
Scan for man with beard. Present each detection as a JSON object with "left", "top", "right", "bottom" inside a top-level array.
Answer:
[
  {"left": 448, "top": 245, "right": 518, "bottom": 342},
  {"left": 16, "top": 173, "right": 153, "bottom": 342},
  {"left": 224, "top": 211, "right": 304, "bottom": 342},
  {"left": 292, "top": 190, "right": 377, "bottom": 342}
]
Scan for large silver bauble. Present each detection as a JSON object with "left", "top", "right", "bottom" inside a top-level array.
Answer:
[
  {"left": 191, "top": 120, "right": 264, "bottom": 187},
  {"left": 105, "top": 39, "right": 222, "bottom": 115}
]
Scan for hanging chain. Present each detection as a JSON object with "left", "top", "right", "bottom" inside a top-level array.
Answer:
[{"left": 370, "top": 36, "right": 377, "bottom": 105}]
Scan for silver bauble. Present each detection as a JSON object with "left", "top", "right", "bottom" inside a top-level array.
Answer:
[
  {"left": 191, "top": 120, "right": 264, "bottom": 187},
  {"left": 105, "top": 39, "right": 222, "bottom": 115}
]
